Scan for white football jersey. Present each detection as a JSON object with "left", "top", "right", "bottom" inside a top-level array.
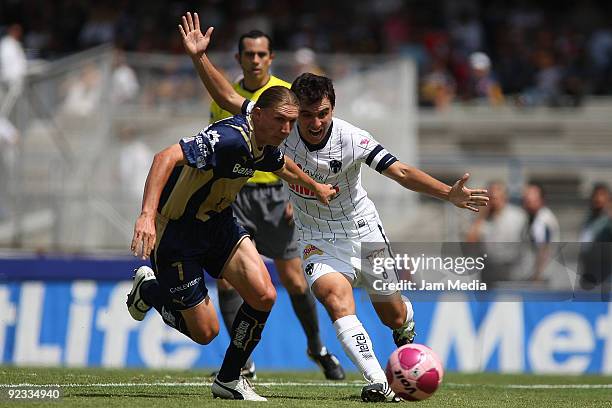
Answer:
[{"left": 282, "top": 117, "right": 398, "bottom": 240}]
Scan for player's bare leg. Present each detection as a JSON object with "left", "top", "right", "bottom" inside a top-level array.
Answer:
[
  {"left": 312, "top": 272, "right": 398, "bottom": 402},
  {"left": 211, "top": 237, "right": 275, "bottom": 401},
  {"left": 276, "top": 257, "right": 345, "bottom": 380},
  {"left": 180, "top": 297, "right": 220, "bottom": 345},
  {"left": 369, "top": 292, "right": 416, "bottom": 346}
]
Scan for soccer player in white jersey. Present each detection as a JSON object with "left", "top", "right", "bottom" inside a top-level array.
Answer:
[{"left": 179, "top": 12, "right": 489, "bottom": 402}]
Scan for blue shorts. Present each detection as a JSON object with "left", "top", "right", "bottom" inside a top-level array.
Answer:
[{"left": 151, "top": 207, "right": 249, "bottom": 311}]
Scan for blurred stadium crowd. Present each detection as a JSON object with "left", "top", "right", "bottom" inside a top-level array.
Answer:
[{"left": 1, "top": 0, "right": 612, "bottom": 108}]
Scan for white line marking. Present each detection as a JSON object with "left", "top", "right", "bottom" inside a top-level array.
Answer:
[{"left": 0, "top": 382, "right": 611, "bottom": 389}]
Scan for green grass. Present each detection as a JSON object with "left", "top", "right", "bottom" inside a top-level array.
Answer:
[{"left": 0, "top": 367, "right": 611, "bottom": 407}]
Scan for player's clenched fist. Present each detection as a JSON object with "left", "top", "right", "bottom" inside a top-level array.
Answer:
[{"left": 315, "top": 183, "right": 338, "bottom": 205}]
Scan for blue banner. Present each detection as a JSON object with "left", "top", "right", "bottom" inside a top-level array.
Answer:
[{"left": 0, "top": 257, "right": 610, "bottom": 374}]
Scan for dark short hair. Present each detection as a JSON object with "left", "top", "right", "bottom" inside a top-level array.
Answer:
[
  {"left": 238, "top": 30, "right": 273, "bottom": 55},
  {"left": 255, "top": 86, "right": 299, "bottom": 110},
  {"left": 291, "top": 73, "right": 336, "bottom": 108}
]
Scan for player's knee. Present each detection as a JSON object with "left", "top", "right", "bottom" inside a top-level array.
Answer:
[
  {"left": 381, "top": 312, "right": 406, "bottom": 329},
  {"left": 190, "top": 324, "right": 219, "bottom": 345},
  {"left": 319, "top": 291, "right": 351, "bottom": 319},
  {"left": 252, "top": 284, "right": 277, "bottom": 311}
]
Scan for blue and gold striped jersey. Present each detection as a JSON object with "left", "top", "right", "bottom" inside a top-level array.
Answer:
[{"left": 158, "top": 110, "right": 285, "bottom": 224}]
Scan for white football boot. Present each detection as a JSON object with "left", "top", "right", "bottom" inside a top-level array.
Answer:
[
  {"left": 212, "top": 375, "right": 267, "bottom": 401},
  {"left": 126, "top": 266, "right": 155, "bottom": 321}
]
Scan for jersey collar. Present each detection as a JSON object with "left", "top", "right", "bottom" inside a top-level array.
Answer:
[
  {"left": 246, "top": 114, "right": 265, "bottom": 160},
  {"left": 298, "top": 121, "right": 334, "bottom": 152},
  {"left": 239, "top": 75, "right": 272, "bottom": 93}
]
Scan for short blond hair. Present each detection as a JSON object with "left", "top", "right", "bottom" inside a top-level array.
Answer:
[{"left": 255, "top": 86, "right": 299, "bottom": 110}]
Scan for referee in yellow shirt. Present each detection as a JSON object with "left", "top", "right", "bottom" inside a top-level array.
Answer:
[{"left": 210, "top": 30, "right": 344, "bottom": 380}]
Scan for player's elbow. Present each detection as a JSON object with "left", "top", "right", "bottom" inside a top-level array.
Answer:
[
  {"left": 154, "top": 144, "right": 184, "bottom": 167},
  {"left": 387, "top": 163, "right": 414, "bottom": 185}
]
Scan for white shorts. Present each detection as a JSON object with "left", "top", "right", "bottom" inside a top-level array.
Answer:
[{"left": 298, "top": 225, "right": 400, "bottom": 296}]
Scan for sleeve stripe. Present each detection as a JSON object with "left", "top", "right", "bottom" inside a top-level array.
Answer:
[
  {"left": 365, "top": 145, "right": 383, "bottom": 166},
  {"left": 375, "top": 154, "right": 398, "bottom": 173},
  {"left": 370, "top": 149, "right": 389, "bottom": 168},
  {"left": 241, "top": 100, "right": 253, "bottom": 115}
]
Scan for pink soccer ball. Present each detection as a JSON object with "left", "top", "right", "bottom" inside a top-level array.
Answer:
[{"left": 385, "top": 344, "right": 444, "bottom": 401}]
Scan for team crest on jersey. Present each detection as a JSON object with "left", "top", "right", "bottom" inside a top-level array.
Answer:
[
  {"left": 330, "top": 159, "right": 342, "bottom": 174},
  {"left": 305, "top": 263, "right": 315, "bottom": 276},
  {"left": 205, "top": 129, "right": 221, "bottom": 147},
  {"left": 303, "top": 244, "right": 323, "bottom": 260}
]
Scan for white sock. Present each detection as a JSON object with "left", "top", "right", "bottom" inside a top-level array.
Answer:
[
  {"left": 333, "top": 315, "right": 386, "bottom": 383},
  {"left": 402, "top": 295, "right": 414, "bottom": 323}
]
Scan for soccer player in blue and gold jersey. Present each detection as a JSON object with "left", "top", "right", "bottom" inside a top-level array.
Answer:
[
  {"left": 126, "top": 13, "right": 337, "bottom": 400},
  {"left": 210, "top": 30, "right": 344, "bottom": 381}
]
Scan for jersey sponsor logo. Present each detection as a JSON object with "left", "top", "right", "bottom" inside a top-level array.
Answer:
[
  {"left": 193, "top": 134, "right": 212, "bottom": 169},
  {"left": 357, "top": 219, "right": 366, "bottom": 228},
  {"left": 232, "top": 163, "right": 255, "bottom": 177},
  {"left": 360, "top": 137, "right": 370, "bottom": 146},
  {"left": 161, "top": 306, "right": 176, "bottom": 327},
  {"left": 330, "top": 159, "right": 342, "bottom": 174},
  {"left": 366, "top": 248, "right": 386, "bottom": 269},
  {"left": 303, "top": 244, "right": 323, "bottom": 260},
  {"left": 288, "top": 163, "right": 320, "bottom": 198},
  {"left": 169, "top": 276, "right": 202, "bottom": 294},
  {"left": 289, "top": 183, "right": 316, "bottom": 198},
  {"left": 352, "top": 332, "right": 373, "bottom": 359},
  {"left": 232, "top": 320, "right": 250, "bottom": 350}
]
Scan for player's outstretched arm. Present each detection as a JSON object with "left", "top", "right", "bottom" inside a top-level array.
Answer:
[
  {"left": 274, "top": 156, "right": 337, "bottom": 205},
  {"left": 131, "top": 144, "right": 186, "bottom": 260},
  {"left": 383, "top": 162, "right": 488, "bottom": 212},
  {"left": 179, "top": 12, "right": 245, "bottom": 115}
]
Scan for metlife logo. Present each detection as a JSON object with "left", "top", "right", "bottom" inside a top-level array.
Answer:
[{"left": 0, "top": 257, "right": 610, "bottom": 373}]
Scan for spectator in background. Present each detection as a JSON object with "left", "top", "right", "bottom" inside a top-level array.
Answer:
[
  {"left": 0, "top": 116, "right": 19, "bottom": 220},
  {"left": 117, "top": 126, "right": 152, "bottom": 204},
  {"left": 0, "top": 24, "right": 27, "bottom": 115},
  {"left": 466, "top": 52, "right": 504, "bottom": 106},
  {"left": 579, "top": 183, "right": 612, "bottom": 288},
  {"left": 522, "top": 182, "right": 560, "bottom": 282},
  {"left": 520, "top": 50, "right": 563, "bottom": 106},
  {"left": 59, "top": 63, "right": 102, "bottom": 117},
  {"left": 420, "top": 57, "right": 456, "bottom": 110},
  {"left": 111, "top": 49, "right": 140, "bottom": 104},
  {"left": 293, "top": 47, "right": 324, "bottom": 77},
  {"left": 466, "top": 181, "right": 526, "bottom": 284}
]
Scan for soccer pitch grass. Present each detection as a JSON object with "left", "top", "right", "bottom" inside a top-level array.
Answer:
[{"left": 1, "top": 367, "right": 610, "bottom": 407}]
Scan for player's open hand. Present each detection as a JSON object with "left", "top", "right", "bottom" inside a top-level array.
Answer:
[
  {"left": 315, "top": 183, "right": 338, "bottom": 205},
  {"left": 130, "top": 212, "right": 156, "bottom": 260},
  {"left": 178, "top": 12, "right": 213, "bottom": 59},
  {"left": 448, "top": 173, "right": 488, "bottom": 212}
]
